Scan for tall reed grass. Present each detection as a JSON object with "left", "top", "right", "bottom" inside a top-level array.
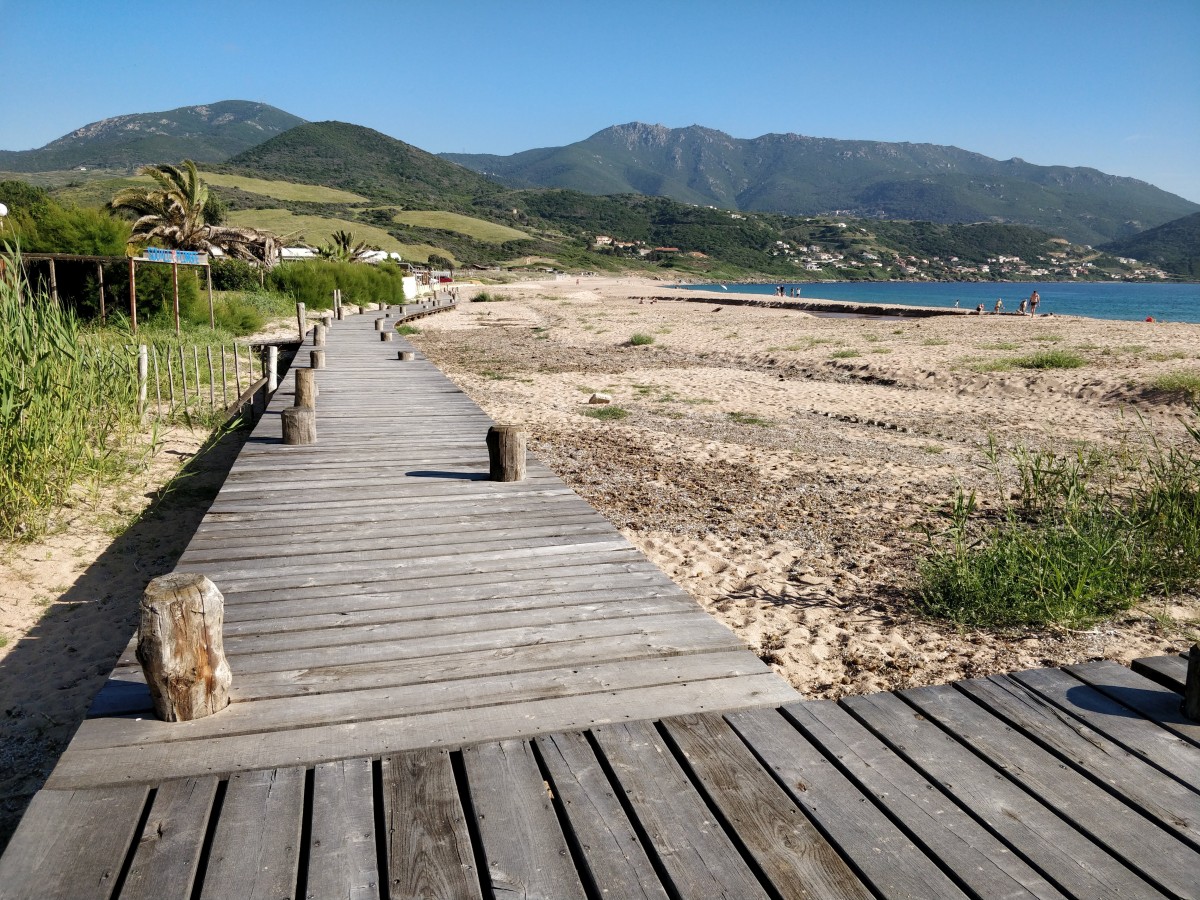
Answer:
[
  {"left": 917, "top": 416, "right": 1200, "bottom": 627},
  {"left": 0, "top": 250, "right": 142, "bottom": 538}
]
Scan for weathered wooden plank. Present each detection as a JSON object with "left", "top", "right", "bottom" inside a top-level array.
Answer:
[
  {"left": 464, "top": 741, "right": 587, "bottom": 900},
  {"left": 101, "top": 624, "right": 743, "bottom": 710},
  {"left": 1010, "top": 666, "right": 1200, "bottom": 791},
  {"left": 199, "top": 767, "right": 305, "bottom": 900},
  {"left": 1130, "top": 654, "right": 1188, "bottom": 693},
  {"left": 726, "top": 706, "right": 967, "bottom": 900},
  {"left": 50, "top": 676, "right": 794, "bottom": 790},
  {"left": 593, "top": 720, "right": 771, "bottom": 899},
  {"left": 0, "top": 785, "right": 148, "bottom": 900},
  {"left": 841, "top": 691, "right": 1159, "bottom": 899},
  {"left": 662, "top": 713, "right": 872, "bottom": 900},
  {"left": 382, "top": 749, "right": 481, "bottom": 900},
  {"left": 120, "top": 777, "right": 219, "bottom": 900},
  {"left": 780, "top": 701, "right": 1066, "bottom": 899},
  {"left": 1067, "top": 659, "right": 1200, "bottom": 747},
  {"left": 956, "top": 675, "right": 1200, "bottom": 846},
  {"left": 307, "top": 759, "right": 378, "bottom": 900},
  {"left": 907, "top": 682, "right": 1200, "bottom": 894},
  {"left": 74, "top": 651, "right": 772, "bottom": 752},
  {"left": 219, "top": 596, "right": 695, "bottom": 656},
  {"left": 534, "top": 732, "right": 668, "bottom": 899}
]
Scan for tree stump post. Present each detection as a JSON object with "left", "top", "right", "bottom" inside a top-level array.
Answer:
[
  {"left": 397, "top": 350, "right": 415, "bottom": 361},
  {"left": 296, "top": 302, "right": 307, "bottom": 340},
  {"left": 311, "top": 348, "right": 326, "bottom": 369},
  {"left": 136, "top": 573, "right": 232, "bottom": 722},
  {"left": 295, "top": 368, "right": 317, "bottom": 408},
  {"left": 1185, "top": 644, "right": 1200, "bottom": 723},
  {"left": 282, "top": 405, "right": 317, "bottom": 444},
  {"left": 486, "top": 424, "right": 527, "bottom": 481},
  {"left": 381, "top": 331, "right": 394, "bottom": 341},
  {"left": 375, "top": 317, "right": 386, "bottom": 332},
  {"left": 314, "top": 323, "right": 327, "bottom": 347}
]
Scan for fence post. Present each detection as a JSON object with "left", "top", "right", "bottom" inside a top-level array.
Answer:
[
  {"left": 137, "top": 345, "right": 148, "bottom": 416},
  {"left": 311, "top": 349, "right": 326, "bottom": 369},
  {"left": 267, "top": 345, "right": 279, "bottom": 392},
  {"left": 486, "top": 424, "right": 527, "bottom": 482},
  {"left": 295, "top": 368, "right": 317, "bottom": 408},
  {"left": 282, "top": 406, "right": 316, "bottom": 445},
  {"left": 296, "top": 302, "right": 307, "bottom": 341}
]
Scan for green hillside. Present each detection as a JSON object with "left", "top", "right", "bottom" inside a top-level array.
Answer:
[
  {"left": 0, "top": 101, "right": 303, "bottom": 172},
  {"left": 1099, "top": 213, "right": 1200, "bottom": 277},
  {"left": 222, "top": 122, "right": 501, "bottom": 210},
  {"left": 444, "top": 123, "right": 1200, "bottom": 246}
]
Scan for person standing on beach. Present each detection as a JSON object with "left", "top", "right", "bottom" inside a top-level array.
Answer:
[
  {"left": 1030, "top": 290, "right": 1040, "bottom": 315},
  {"left": 994, "top": 298, "right": 1004, "bottom": 313}
]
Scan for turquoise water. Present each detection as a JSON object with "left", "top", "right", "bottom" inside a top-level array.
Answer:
[{"left": 680, "top": 281, "right": 1200, "bottom": 323}]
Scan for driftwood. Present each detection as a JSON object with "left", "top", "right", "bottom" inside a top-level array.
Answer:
[{"left": 136, "top": 573, "right": 232, "bottom": 722}]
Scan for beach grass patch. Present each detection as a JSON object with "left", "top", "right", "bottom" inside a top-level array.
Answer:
[
  {"left": 1148, "top": 350, "right": 1187, "bottom": 362},
  {"left": 396, "top": 325, "right": 420, "bottom": 336},
  {"left": 1010, "top": 350, "right": 1084, "bottom": 370},
  {"left": 1152, "top": 372, "right": 1200, "bottom": 402},
  {"left": 917, "top": 420, "right": 1200, "bottom": 628},
  {"left": 871, "top": 347, "right": 892, "bottom": 354},
  {"left": 965, "top": 358, "right": 1015, "bottom": 373},
  {"left": 864, "top": 334, "right": 882, "bottom": 343},
  {"left": 727, "top": 411, "right": 772, "bottom": 427},
  {"left": 978, "top": 341, "right": 1020, "bottom": 351},
  {"left": 582, "top": 405, "right": 630, "bottom": 421},
  {"left": 922, "top": 338, "right": 950, "bottom": 346},
  {"left": 471, "top": 291, "right": 504, "bottom": 302},
  {"left": 1031, "top": 333, "right": 1064, "bottom": 343},
  {"left": 629, "top": 333, "right": 655, "bottom": 346},
  {"left": 830, "top": 349, "right": 861, "bottom": 359}
]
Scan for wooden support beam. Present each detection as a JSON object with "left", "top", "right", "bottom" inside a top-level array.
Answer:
[
  {"left": 295, "top": 368, "right": 317, "bottom": 408},
  {"left": 310, "top": 348, "right": 326, "bottom": 369},
  {"left": 487, "top": 425, "right": 527, "bottom": 482},
  {"left": 282, "top": 406, "right": 317, "bottom": 445}
]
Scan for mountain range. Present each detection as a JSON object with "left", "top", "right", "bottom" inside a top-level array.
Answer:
[
  {"left": 0, "top": 101, "right": 305, "bottom": 173},
  {"left": 442, "top": 123, "right": 1199, "bottom": 247}
]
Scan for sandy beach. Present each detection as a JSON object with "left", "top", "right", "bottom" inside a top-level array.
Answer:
[{"left": 411, "top": 275, "right": 1200, "bottom": 696}]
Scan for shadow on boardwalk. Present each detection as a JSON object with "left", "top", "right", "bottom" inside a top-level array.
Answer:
[{"left": 0, "top": 422, "right": 250, "bottom": 851}]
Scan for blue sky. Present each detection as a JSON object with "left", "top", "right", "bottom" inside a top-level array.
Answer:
[{"left": 3, "top": 0, "right": 1198, "bottom": 201}]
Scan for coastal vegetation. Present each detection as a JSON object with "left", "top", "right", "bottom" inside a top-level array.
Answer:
[{"left": 918, "top": 419, "right": 1200, "bottom": 628}]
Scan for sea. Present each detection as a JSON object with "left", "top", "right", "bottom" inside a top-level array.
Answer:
[{"left": 678, "top": 281, "right": 1200, "bottom": 324}]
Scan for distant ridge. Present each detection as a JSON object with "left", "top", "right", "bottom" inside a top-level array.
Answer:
[
  {"left": 442, "top": 123, "right": 1200, "bottom": 245},
  {"left": 0, "top": 101, "right": 305, "bottom": 172},
  {"left": 1100, "top": 212, "right": 1200, "bottom": 277}
]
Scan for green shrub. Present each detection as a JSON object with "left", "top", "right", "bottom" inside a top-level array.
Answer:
[
  {"left": 267, "top": 259, "right": 406, "bottom": 308},
  {"left": 629, "top": 333, "right": 655, "bottom": 346},
  {"left": 1152, "top": 372, "right": 1200, "bottom": 402},
  {"left": 397, "top": 324, "right": 420, "bottom": 335},
  {"left": 210, "top": 258, "right": 263, "bottom": 292},
  {"left": 472, "top": 291, "right": 503, "bottom": 302},
  {"left": 830, "top": 349, "right": 860, "bottom": 359}
]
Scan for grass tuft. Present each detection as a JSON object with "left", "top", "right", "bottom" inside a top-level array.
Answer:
[
  {"left": 582, "top": 405, "right": 630, "bottom": 421},
  {"left": 629, "top": 333, "right": 655, "bottom": 346}
]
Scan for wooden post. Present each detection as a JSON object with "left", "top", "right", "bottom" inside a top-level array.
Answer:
[
  {"left": 152, "top": 345, "right": 162, "bottom": 417},
  {"left": 314, "top": 323, "right": 326, "bottom": 346},
  {"left": 486, "top": 424, "right": 527, "bottom": 482},
  {"left": 129, "top": 257, "right": 138, "bottom": 334},
  {"left": 207, "top": 346, "right": 216, "bottom": 409},
  {"left": 281, "top": 406, "right": 316, "bottom": 445},
  {"left": 375, "top": 317, "right": 386, "bottom": 331},
  {"left": 397, "top": 350, "right": 415, "bottom": 361},
  {"left": 297, "top": 302, "right": 307, "bottom": 341},
  {"left": 381, "top": 331, "right": 394, "bottom": 341},
  {"left": 311, "top": 348, "right": 326, "bottom": 369},
  {"left": 97, "top": 261, "right": 106, "bottom": 323},
  {"left": 136, "top": 573, "right": 232, "bottom": 722},
  {"left": 233, "top": 343, "right": 243, "bottom": 394},
  {"left": 267, "top": 345, "right": 279, "bottom": 392},
  {"left": 206, "top": 263, "right": 215, "bottom": 330},
  {"left": 295, "top": 368, "right": 317, "bottom": 408},
  {"left": 137, "top": 345, "right": 148, "bottom": 416},
  {"left": 48, "top": 258, "right": 58, "bottom": 303},
  {"left": 172, "top": 262, "right": 181, "bottom": 336},
  {"left": 1185, "top": 644, "right": 1200, "bottom": 723}
]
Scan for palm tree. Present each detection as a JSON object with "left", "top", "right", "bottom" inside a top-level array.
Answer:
[
  {"left": 110, "top": 160, "right": 283, "bottom": 266},
  {"left": 318, "top": 229, "right": 379, "bottom": 263}
]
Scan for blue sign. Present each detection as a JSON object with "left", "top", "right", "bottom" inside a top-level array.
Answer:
[{"left": 146, "top": 247, "right": 207, "bottom": 265}]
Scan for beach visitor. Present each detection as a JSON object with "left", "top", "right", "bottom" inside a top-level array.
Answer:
[
  {"left": 954, "top": 299, "right": 960, "bottom": 308},
  {"left": 1018, "top": 298, "right": 1028, "bottom": 315},
  {"left": 1030, "top": 290, "right": 1040, "bottom": 315},
  {"left": 994, "top": 298, "right": 1004, "bottom": 313},
  {"left": 976, "top": 302, "right": 985, "bottom": 315}
]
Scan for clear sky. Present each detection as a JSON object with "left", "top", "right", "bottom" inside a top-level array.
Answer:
[{"left": 2, "top": 0, "right": 1198, "bottom": 201}]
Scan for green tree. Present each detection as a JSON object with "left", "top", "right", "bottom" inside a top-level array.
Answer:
[{"left": 317, "top": 229, "right": 378, "bottom": 262}]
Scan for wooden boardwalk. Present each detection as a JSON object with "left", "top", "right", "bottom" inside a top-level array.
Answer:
[{"left": 2, "top": 302, "right": 1198, "bottom": 897}]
